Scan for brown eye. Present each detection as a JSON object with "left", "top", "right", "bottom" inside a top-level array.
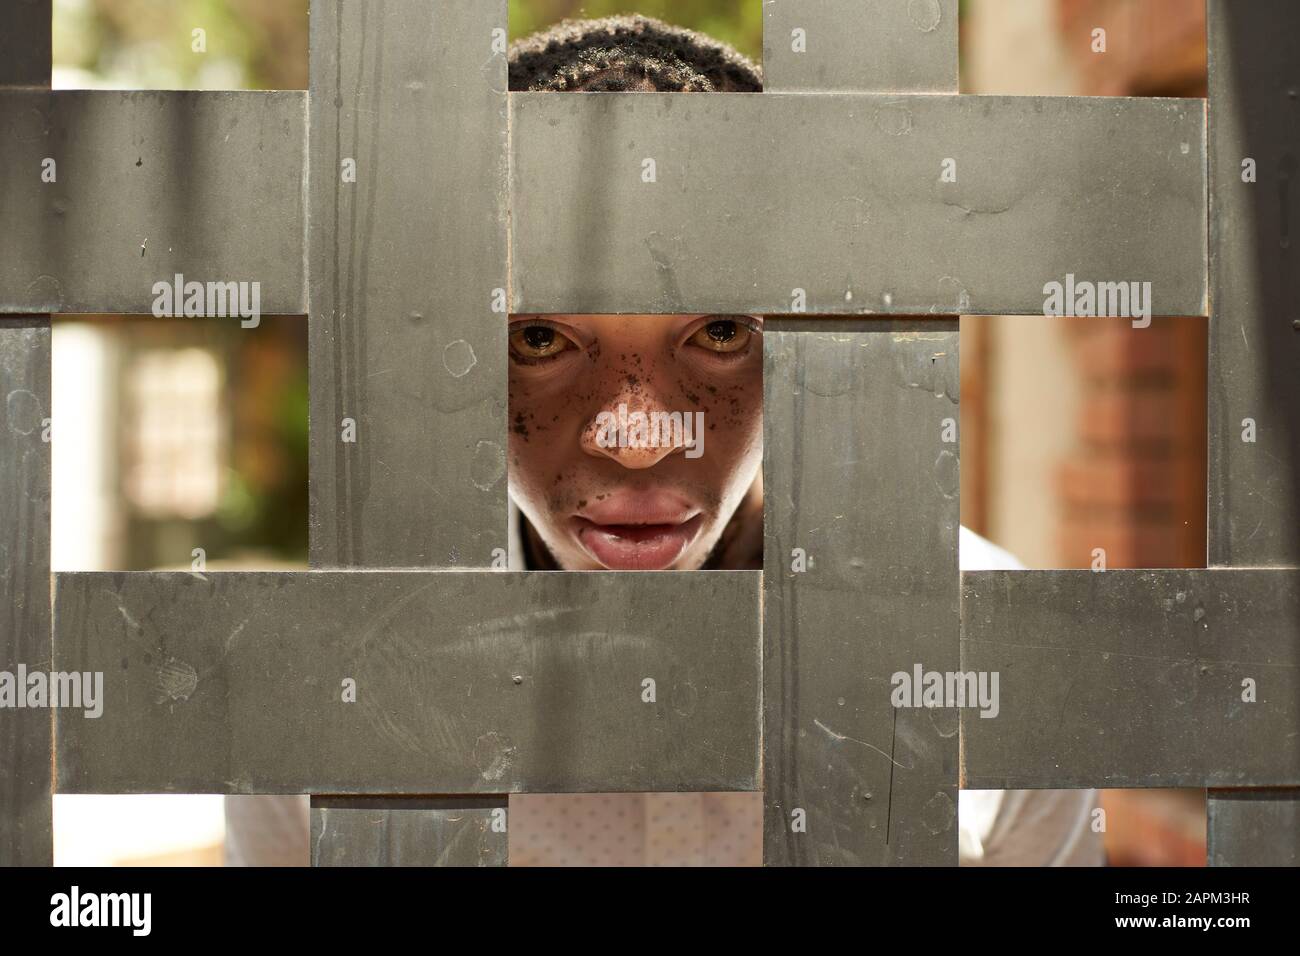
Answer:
[
  {"left": 688, "top": 317, "right": 754, "bottom": 354},
  {"left": 510, "top": 323, "right": 575, "bottom": 361}
]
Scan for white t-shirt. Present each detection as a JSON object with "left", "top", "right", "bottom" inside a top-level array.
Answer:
[
  {"left": 223, "top": 524, "right": 1103, "bottom": 866},
  {"left": 956, "top": 526, "right": 1104, "bottom": 866}
]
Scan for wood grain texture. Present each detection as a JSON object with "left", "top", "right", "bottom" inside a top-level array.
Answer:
[{"left": 763, "top": 327, "right": 961, "bottom": 866}]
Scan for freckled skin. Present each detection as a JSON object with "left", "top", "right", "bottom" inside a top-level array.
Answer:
[{"left": 508, "top": 314, "right": 763, "bottom": 570}]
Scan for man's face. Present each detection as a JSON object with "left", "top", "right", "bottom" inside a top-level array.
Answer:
[{"left": 508, "top": 314, "right": 763, "bottom": 570}]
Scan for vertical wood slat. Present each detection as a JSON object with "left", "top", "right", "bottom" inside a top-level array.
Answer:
[
  {"left": 1206, "top": 0, "right": 1300, "bottom": 570},
  {"left": 311, "top": 797, "right": 508, "bottom": 867},
  {"left": 0, "top": 322, "right": 52, "bottom": 866},
  {"left": 763, "top": 0, "right": 958, "bottom": 93},
  {"left": 0, "top": 0, "right": 52, "bottom": 866},
  {"left": 308, "top": 0, "right": 509, "bottom": 571},
  {"left": 763, "top": 322, "right": 961, "bottom": 865},
  {"left": 1208, "top": 791, "right": 1300, "bottom": 867},
  {"left": 0, "top": 0, "right": 51, "bottom": 88},
  {"left": 1205, "top": 0, "right": 1300, "bottom": 866},
  {"left": 306, "top": 0, "right": 510, "bottom": 864},
  {"left": 761, "top": 3, "right": 961, "bottom": 866}
]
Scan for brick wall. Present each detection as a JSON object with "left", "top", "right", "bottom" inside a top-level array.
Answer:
[
  {"left": 1052, "top": 0, "right": 1208, "bottom": 570},
  {"left": 1057, "top": 315, "right": 1207, "bottom": 568},
  {"left": 1052, "top": 0, "right": 1210, "bottom": 865},
  {"left": 1057, "top": 0, "right": 1207, "bottom": 96}
]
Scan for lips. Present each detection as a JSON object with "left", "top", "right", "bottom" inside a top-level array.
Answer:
[{"left": 572, "top": 491, "right": 703, "bottom": 570}]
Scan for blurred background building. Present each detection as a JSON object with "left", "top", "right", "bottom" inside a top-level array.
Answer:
[
  {"left": 962, "top": 0, "right": 1209, "bottom": 866},
  {"left": 50, "top": 0, "right": 1208, "bottom": 866}
]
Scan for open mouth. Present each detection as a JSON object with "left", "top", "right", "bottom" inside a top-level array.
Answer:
[{"left": 572, "top": 513, "right": 705, "bottom": 571}]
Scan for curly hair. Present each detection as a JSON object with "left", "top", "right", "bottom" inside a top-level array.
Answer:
[{"left": 508, "top": 13, "right": 763, "bottom": 93}]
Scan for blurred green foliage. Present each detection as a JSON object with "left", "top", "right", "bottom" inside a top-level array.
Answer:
[
  {"left": 54, "top": 0, "right": 308, "bottom": 89},
  {"left": 54, "top": 1, "right": 760, "bottom": 90}
]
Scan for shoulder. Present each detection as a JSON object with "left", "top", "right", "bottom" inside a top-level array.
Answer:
[{"left": 959, "top": 525, "right": 1025, "bottom": 571}]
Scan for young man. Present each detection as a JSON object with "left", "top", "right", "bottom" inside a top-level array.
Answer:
[
  {"left": 507, "top": 313, "right": 764, "bottom": 572},
  {"left": 502, "top": 14, "right": 1103, "bottom": 867}
]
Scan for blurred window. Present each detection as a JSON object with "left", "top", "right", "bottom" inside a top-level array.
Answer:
[{"left": 124, "top": 348, "right": 224, "bottom": 520}]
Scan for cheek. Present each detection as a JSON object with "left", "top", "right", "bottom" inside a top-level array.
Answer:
[
  {"left": 507, "top": 369, "right": 598, "bottom": 519},
  {"left": 706, "top": 409, "right": 764, "bottom": 499},
  {"left": 686, "top": 365, "right": 763, "bottom": 444},
  {"left": 507, "top": 369, "right": 577, "bottom": 445},
  {"left": 508, "top": 379, "right": 557, "bottom": 486},
  {"left": 683, "top": 368, "right": 764, "bottom": 501}
]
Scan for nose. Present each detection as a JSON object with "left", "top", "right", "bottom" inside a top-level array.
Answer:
[{"left": 581, "top": 397, "right": 684, "bottom": 469}]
